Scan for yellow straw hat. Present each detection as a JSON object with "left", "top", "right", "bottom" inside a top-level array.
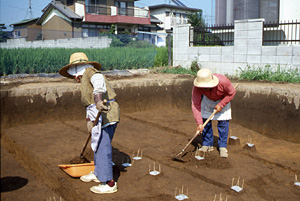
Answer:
[
  {"left": 193, "top": 69, "right": 219, "bottom": 88},
  {"left": 59, "top": 52, "right": 101, "bottom": 79}
]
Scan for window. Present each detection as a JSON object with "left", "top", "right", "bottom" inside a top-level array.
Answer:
[
  {"left": 233, "top": 0, "right": 260, "bottom": 20},
  {"left": 233, "top": 0, "right": 278, "bottom": 23},
  {"left": 260, "top": 0, "right": 279, "bottom": 23},
  {"left": 138, "top": 27, "right": 151, "bottom": 32},
  {"left": 115, "top": 1, "right": 127, "bottom": 15},
  {"left": 166, "top": 11, "right": 170, "bottom": 17},
  {"left": 117, "top": 27, "right": 125, "bottom": 32},
  {"left": 82, "top": 29, "right": 89, "bottom": 37},
  {"left": 82, "top": 24, "right": 111, "bottom": 37},
  {"left": 14, "top": 30, "right": 20, "bottom": 38}
]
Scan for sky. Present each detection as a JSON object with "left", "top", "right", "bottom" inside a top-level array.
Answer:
[{"left": 0, "top": 0, "right": 215, "bottom": 31}]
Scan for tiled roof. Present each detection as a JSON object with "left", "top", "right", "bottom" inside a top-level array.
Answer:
[
  {"left": 50, "top": 1, "right": 82, "bottom": 19},
  {"left": 37, "top": 1, "right": 82, "bottom": 24}
]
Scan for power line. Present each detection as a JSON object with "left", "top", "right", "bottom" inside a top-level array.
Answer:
[{"left": 25, "top": 0, "right": 33, "bottom": 19}]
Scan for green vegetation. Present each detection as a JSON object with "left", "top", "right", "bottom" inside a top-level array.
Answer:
[
  {"left": 157, "top": 66, "right": 197, "bottom": 75},
  {"left": 187, "top": 11, "right": 205, "bottom": 28},
  {"left": 238, "top": 65, "right": 300, "bottom": 83},
  {"left": 0, "top": 46, "right": 168, "bottom": 75},
  {"left": 0, "top": 24, "right": 10, "bottom": 42},
  {"left": 153, "top": 47, "right": 169, "bottom": 67}
]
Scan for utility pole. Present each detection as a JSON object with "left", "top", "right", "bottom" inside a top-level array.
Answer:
[{"left": 25, "top": 0, "right": 34, "bottom": 19}]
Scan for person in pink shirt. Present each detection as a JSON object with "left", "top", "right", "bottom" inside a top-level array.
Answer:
[{"left": 192, "top": 69, "right": 236, "bottom": 158}]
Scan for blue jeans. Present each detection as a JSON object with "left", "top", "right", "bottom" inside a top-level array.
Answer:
[
  {"left": 202, "top": 119, "right": 229, "bottom": 148},
  {"left": 94, "top": 123, "right": 117, "bottom": 182}
]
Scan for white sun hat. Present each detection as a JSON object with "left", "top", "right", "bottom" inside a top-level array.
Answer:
[{"left": 193, "top": 69, "right": 219, "bottom": 88}]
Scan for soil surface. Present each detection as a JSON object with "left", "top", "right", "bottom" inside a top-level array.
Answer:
[{"left": 1, "top": 73, "right": 300, "bottom": 201}]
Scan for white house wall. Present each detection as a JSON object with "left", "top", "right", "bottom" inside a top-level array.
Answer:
[
  {"left": 279, "top": 0, "right": 300, "bottom": 21},
  {"left": 75, "top": 2, "right": 85, "bottom": 21}
]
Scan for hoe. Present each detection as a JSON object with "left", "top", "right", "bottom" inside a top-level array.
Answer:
[{"left": 172, "top": 109, "right": 217, "bottom": 162}]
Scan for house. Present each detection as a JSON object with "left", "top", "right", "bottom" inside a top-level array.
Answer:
[
  {"left": 147, "top": 4, "right": 200, "bottom": 46},
  {"left": 10, "top": 18, "right": 41, "bottom": 41},
  {"left": 34, "top": 0, "right": 157, "bottom": 40},
  {"left": 215, "top": 0, "right": 300, "bottom": 24},
  {"left": 148, "top": 4, "right": 200, "bottom": 33}
]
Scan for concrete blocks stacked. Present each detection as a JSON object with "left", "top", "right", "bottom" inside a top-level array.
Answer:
[
  {"left": 173, "top": 25, "right": 191, "bottom": 67},
  {"left": 0, "top": 36, "right": 112, "bottom": 49},
  {"left": 173, "top": 18, "right": 300, "bottom": 76}
]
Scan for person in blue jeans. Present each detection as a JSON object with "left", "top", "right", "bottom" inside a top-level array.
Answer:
[
  {"left": 192, "top": 69, "right": 236, "bottom": 158},
  {"left": 59, "top": 52, "right": 120, "bottom": 194}
]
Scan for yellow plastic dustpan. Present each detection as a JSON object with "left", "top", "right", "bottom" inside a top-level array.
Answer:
[{"left": 58, "top": 161, "right": 95, "bottom": 177}]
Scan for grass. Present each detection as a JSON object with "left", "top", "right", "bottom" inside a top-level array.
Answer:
[
  {"left": 156, "top": 66, "right": 197, "bottom": 75},
  {"left": 238, "top": 65, "right": 300, "bottom": 83},
  {"left": 156, "top": 64, "right": 300, "bottom": 84}
]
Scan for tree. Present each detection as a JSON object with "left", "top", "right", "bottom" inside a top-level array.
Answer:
[
  {"left": 187, "top": 11, "right": 205, "bottom": 28},
  {"left": 0, "top": 24, "right": 10, "bottom": 42}
]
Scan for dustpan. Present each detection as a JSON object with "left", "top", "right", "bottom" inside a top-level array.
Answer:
[{"left": 58, "top": 161, "right": 94, "bottom": 177}]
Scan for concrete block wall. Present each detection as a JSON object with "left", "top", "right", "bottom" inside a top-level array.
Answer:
[
  {"left": 0, "top": 36, "right": 112, "bottom": 49},
  {"left": 173, "top": 19, "right": 300, "bottom": 76}
]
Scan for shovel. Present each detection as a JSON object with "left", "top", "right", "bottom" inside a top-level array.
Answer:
[{"left": 172, "top": 109, "right": 217, "bottom": 162}]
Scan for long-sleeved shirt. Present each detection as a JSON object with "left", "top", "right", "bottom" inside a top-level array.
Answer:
[
  {"left": 91, "top": 73, "right": 106, "bottom": 94},
  {"left": 192, "top": 74, "right": 236, "bottom": 125}
]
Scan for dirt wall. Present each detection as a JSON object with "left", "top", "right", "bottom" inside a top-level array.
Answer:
[{"left": 1, "top": 75, "right": 299, "bottom": 143}]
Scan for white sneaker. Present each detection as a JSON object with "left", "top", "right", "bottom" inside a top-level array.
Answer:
[
  {"left": 198, "top": 146, "right": 214, "bottom": 152},
  {"left": 90, "top": 182, "right": 118, "bottom": 194},
  {"left": 219, "top": 147, "right": 228, "bottom": 158},
  {"left": 80, "top": 171, "right": 100, "bottom": 183}
]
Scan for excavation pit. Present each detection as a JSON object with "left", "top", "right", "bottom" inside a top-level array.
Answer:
[{"left": 1, "top": 73, "right": 300, "bottom": 201}]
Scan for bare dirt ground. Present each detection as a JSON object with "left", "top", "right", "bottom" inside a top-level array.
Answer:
[{"left": 1, "top": 73, "right": 300, "bottom": 201}]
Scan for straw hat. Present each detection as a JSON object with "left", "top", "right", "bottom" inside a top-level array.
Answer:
[
  {"left": 193, "top": 69, "right": 219, "bottom": 88},
  {"left": 59, "top": 52, "right": 101, "bottom": 79}
]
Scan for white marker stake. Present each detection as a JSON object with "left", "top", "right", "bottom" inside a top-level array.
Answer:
[{"left": 294, "top": 174, "right": 300, "bottom": 187}]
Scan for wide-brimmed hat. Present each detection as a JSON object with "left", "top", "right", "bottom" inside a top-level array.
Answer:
[
  {"left": 59, "top": 52, "right": 101, "bottom": 79},
  {"left": 193, "top": 69, "right": 219, "bottom": 88}
]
